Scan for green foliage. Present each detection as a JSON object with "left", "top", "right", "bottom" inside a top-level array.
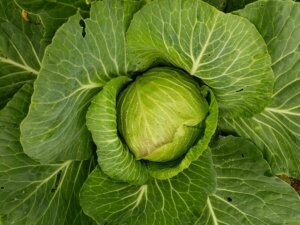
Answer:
[
  {"left": 126, "top": 0, "right": 274, "bottom": 118},
  {"left": 117, "top": 68, "right": 209, "bottom": 162},
  {"left": 0, "top": 84, "right": 94, "bottom": 225},
  {"left": 0, "top": 1, "right": 44, "bottom": 109},
  {"left": 0, "top": 0, "right": 299, "bottom": 224},
  {"left": 220, "top": 0, "right": 300, "bottom": 178}
]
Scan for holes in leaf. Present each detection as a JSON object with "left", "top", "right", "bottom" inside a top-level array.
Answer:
[
  {"left": 79, "top": 19, "right": 86, "bottom": 37},
  {"left": 227, "top": 197, "right": 233, "bottom": 202},
  {"left": 235, "top": 88, "right": 244, "bottom": 93},
  {"left": 241, "top": 153, "right": 244, "bottom": 158},
  {"left": 51, "top": 170, "right": 62, "bottom": 193},
  {"left": 0, "top": 186, "right": 4, "bottom": 190}
]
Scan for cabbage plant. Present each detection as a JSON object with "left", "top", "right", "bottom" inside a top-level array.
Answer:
[{"left": 0, "top": 0, "right": 300, "bottom": 224}]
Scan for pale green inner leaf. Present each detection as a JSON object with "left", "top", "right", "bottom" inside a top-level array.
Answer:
[{"left": 86, "top": 76, "right": 149, "bottom": 185}]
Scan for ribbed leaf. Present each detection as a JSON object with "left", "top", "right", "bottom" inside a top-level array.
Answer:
[
  {"left": 197, "top": 136, "right": 300, "bottom": 225},
  {"left": 86, "top": 76, "right": 149, "bottom": 185},
  {"left": 80, "top": 151, "right": 216, "bottom": 225},
  {"left": 126, "top": 0, "right": 274, "bottom": 118},
  {"left": 0, "top": 0, "right": 44, "bottom": 109},
  {"left": 220, "top": 0, "right": 300, "bottom": 178},
  {"left": 0, "top": 84, "right": 94, "bottom": 225},
  {"left": 117, "top": 68, "right": 209, "bottom": 163},
  {"left": 147, "top": 86, "right": 218, "bottom": 179},
  {"left": 15, "top": 0, "right": 90, "bottom": 41},
  {"left": 20, "top": 0, "right": 145, "bottom": 163}
]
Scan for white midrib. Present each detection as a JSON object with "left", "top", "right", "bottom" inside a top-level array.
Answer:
[
  {"left": 132, "top": 185, "right": 148, "bottom": 210},
  {"left": 265, "top": 107, "right": 300, "bottom": 116},
  {"left": 190, "top": 14, "right": 219, "bottom": 75},
  {"left": 6, "top": 160, "right": 71, "bottom": 214},
  {"left": 207, "top": 197, "right": 219, "bottom": 225},
  {"left": 0, "top": 56, "right": 39, "bottom": 75}
]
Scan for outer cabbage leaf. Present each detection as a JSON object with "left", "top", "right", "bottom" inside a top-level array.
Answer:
[
  {"left": 14, "top": 0, "right": 90, "bottom": 41},
  {"left": 80, "top": 151, "right": 216, "bottom": 225},
  {"left": 196, "top": 136, "right": 300, "bottom": 225},
  {"left": 0, "top": 84, "right": 94, "bottom": 225},
  {"left": 220, "top": 0, "right": 300, "bottom": 178},
  {"left": 0, "top": 0, "right": 44, "bottom": 109},
  {"left": 20, "top": 0, "right": 145, "bottom": 163},
  {"left": 86, "top": 76, "right": 149, "bottom": 185},
  {"left": 80, "top": 136, "right": 300, "bottom": 225},
  {"left": 126, "top": 0, "right": 274, "bottom": 118}
]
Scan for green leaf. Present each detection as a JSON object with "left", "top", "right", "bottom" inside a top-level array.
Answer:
[
  {"left": 80, "top": 151, "right": 216, "bottom": 225},
  {"left": 117, "top": 68, "right": 209, "bottom": 163},
  {"left": 0, "top": 84, "right": 94, "bottom": 225},
  {"left": 86, "top": 76, "right": 149, "bottom": 185},
  {"left": 20, "top": 0, "right": 145, "bottom": 163},
  {"left": 14, "top": 0, "right": 90, "bottom": 41},
  {"left": 147, "top": 87, "right": 218, "bottom": 179},
  {"left": 220, "top": 0, "right": 300, "bottom": 178},
  {"left": 0, "top": 0, "right": 44, "bottom": 109},
  {"left": 197, "top": 136, "right": 300, "bottom": 225},
  {"left": 126, "top": 0, "right": 274, "bottom": 118}
]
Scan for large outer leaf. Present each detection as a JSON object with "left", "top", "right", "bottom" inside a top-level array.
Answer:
[
  {"left": 197, "top": 136, "right": 300, "bottom": 225},
  {"left": 14, "top": 0, "right": 90, "bottom": 41},
  {"left": 86, "top": 76, "right": 149, "bottom": 185},
  {"left": 80, "top": 151, "right": 216, "bottom": 225},
  {"left": 220, "top": 0, "right": 300, "bottom": 178},
  {"left": 0, "top": 84, "right": 94, "bottom": 225},
  {"left": 20, "top": 0, "right": 145, "bottom": 163},
  {"left": 126, "top": 0, "right": 274, "bottom": 118},
  {"left": 0, "top": 0, "right": 44, "bottom": 109}
]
